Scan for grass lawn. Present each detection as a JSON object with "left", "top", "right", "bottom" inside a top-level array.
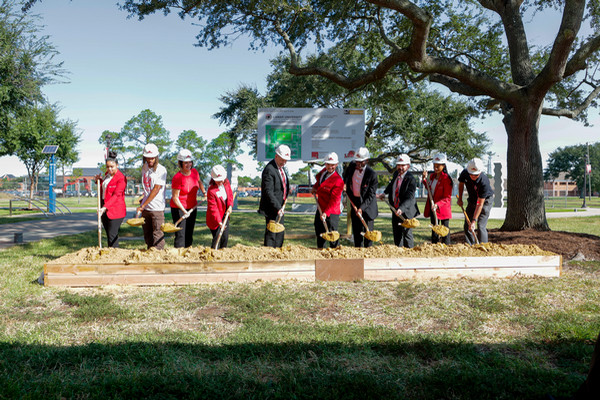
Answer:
[{"left": 1, "top": 209, "right": 600, "bottom": 399}]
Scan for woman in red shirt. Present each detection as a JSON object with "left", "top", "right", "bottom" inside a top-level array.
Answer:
[
  {"left": 170, "top": 149, "right": 206, "bottom": 248},
  {"left": 96, "top": 151, "right": 127, "bottom": 247},
  {"left": 206, "top": 165, "right": 234, "bottom": 249},
  {"left": 422, "top": 153, "right": 453, "bottom": 244}
]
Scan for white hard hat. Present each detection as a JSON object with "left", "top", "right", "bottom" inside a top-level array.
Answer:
[
  {"left": 432, "top": 153, "right": 447, "bottom": 164},
  {"left": 467, "top": 158, "right": 485, "bottom": 175},
  {"left": 177, "top": 149, "right": 193, "bottom": 162},
  {"left": 275, "top": 144, "right": 291, "bottom": 161},
  {"left": 143, "top": 143, "right": 159, "bottom": 158},
  {"left": 210, "top": 165, "right": 227, "bottom": 182},
  {"left": 324, "top": 152, "right": 339, "bottom": 165},
  {"left": 354, "top": 147, "right": 370, "bottom": 162},
  {"left": 396, "top": 154, "right": 411, "bottom": 165}
]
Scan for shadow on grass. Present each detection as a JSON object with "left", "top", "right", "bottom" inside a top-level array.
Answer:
[{"left": 0, "top": 337, "right": 590, "bottom": 400}]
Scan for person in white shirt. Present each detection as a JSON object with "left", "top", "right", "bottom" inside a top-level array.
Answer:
[{"left": 136, "top": 143, "right": 168, "bottom": 249}]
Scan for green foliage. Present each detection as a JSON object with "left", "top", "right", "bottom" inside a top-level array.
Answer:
[
  {"left": 544, "top": 142, "right": 599, "bottom": 194},
  {"left": 212, "top": 85, "right": 265, "bottom": 157},
  {"left": 0, "top": 0, "right": 64, "bottom": 155}
]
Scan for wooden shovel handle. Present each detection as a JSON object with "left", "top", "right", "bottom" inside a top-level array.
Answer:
[
  {"left": 348, "top": 197, "right": 370, "bottom": 231},
  {"left": 456, "top": 195, "right": 479, "bottom": 244},
  {"left": 313, "top": 194, "right": 330, "bottom": 233},
  {"left": 423, "top": 176, "right": 439, "bottom": 225}
]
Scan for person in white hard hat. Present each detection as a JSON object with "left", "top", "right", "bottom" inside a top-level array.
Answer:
[
  {"left": 457, "top": 157, "right": 494, "bottom": 244},
  {"left": 206, "top": 165, "right": 234, "bottom": 249},
  {"left": 169, "top": 149, "right": 206, "bottom": 248},
  {"left": 422, "top": 153, "right": 453, "bottom": 244},
  {"left": 258, "top": 144, "right": 291, "bottom": 247},
  {"left": 377, "top": 153, "right": 420, "bottom": 248},
  {"left": 343, "top": 147, "right": 379, "bottom": 247},
  {"left": 137, "top": 143, "right": 168, "bottom": 249},
  {"left": 311, "top": 152, "right": 344, "bottom": 248}
]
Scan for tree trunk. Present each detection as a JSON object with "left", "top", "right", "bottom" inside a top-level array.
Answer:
[{"left": 500, "top": 100, "right": 550, "bottom": 231}]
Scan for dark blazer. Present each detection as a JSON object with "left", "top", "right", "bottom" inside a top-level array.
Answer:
[
  {"left": 258, "top": 159, "right": 290, "bottom": 220},
  {"left": 343, "top": 161, "right": 378, "bottom": 220},
  {"left": 384, "top": 170, "right": 420, "bottom": 219}
]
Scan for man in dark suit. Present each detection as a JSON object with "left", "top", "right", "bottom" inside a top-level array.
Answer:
[
  {"left": 343, "top": 147, "right": 379, "bottom": 247},
  {"left": 378, "top": 154, "right": 420, "bottom": 247},
  {"left": 258, "top": 144, "right": 291, "bottom": 247}
]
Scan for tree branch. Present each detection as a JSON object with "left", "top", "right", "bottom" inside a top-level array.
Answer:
[
  {"left": 542, "top": 84, "right": 600, "bottom": 118},
  {"left": 564, "top": 34, "right": 600, "bottom": 78},
  {"left": 530, "top": 0, "right": 585, "bottom": 96}
]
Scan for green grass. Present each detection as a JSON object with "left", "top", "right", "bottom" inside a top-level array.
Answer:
[{"left": 1, "top": 209, "right": 600, "bottom": 398}]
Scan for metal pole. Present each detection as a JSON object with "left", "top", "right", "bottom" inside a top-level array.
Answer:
[
  {"left": 587, "top": 142, "right": 592, "bottom": 201},
  {"left": 582, "top": 153, "right": 587, "bottom": 208}
]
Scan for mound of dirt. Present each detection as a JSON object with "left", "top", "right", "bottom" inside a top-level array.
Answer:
[
  {"left": 450, "top": 229, "right": 600, "bottom": 261},
  {"left": 51, "top": 242, "right": 556, "bottom": 265}
]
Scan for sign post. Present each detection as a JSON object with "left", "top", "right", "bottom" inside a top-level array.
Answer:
[{"left": 43, "top": 145, "right": 59, "bottom": 213}]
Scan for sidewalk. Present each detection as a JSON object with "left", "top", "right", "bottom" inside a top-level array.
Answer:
[{"left": 1, "top": 208, "right": 599, "bottom": 250}]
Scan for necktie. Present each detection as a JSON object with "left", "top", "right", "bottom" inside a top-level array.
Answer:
[
  {"left": 394, "top": 175, "right": 402, "bottom": 208},
  {"left": 279, "top": 168, "right": 287, "bottom": 198},
  {"left": 358, "top": 168, "right": 363, "bottom": 173}
]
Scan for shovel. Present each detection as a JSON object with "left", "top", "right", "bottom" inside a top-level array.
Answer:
[
  {"left": 457, "top": 195, "right": 480, "bottom": 245},
  {"left": 97, "top": 178, "right": 102, "bottom": 248},
  {"left": 161, "top": 215, "right": 184, "bottom": 233},
  {"left": 423, "top": 177, "right": 449, "bottom": 237},
  {"left": 313, "top": 194, "right": 340, "bottom": 242},
  {"left": 214, "top": 193, "right": 237, "bottom": 250},
  {"left": 266, "top": 198, "right": 287, "bottom": 233},
  {"left": 126, "top": 211, "right": 145, "bottom": 227},
  {"left": 348, "top": 197, "right": 382, "bottom": 242},
  {"left": 382, "top": 197, "right": 420, "bottom": 229}
]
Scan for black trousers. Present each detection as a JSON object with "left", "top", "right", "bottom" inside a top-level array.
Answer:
[
  {"left": 171, "top": 207, "right": 197, "bottom": 248},
  {"left": 350, "top": 209, "right": 374, "bottom": 248},
  {"left": 101, "top": 214, "right": 123, "bottom": 248},
  {"left": 430, "top": 216, "right": 451, "bottom": 245},
  {"left": 264, "top": 215, "right": 285, "bottom": 248},
  {"left": 314, "top": 212, "right": 340, "bottom": 249},
  {"left": 210, "top": 219, "right": 230, "bottom": 249},
  {"left": 392, "top": 213, "right": 413, "bottom": 248}
]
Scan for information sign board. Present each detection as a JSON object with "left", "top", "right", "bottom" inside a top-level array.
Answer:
[{"left": 257, "top": 108, "right": 365, "bottom": 162}]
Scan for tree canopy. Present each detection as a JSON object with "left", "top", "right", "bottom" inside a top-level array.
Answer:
[
  {"left": 9, "top": 103, "right": 78, "bottom": 199},
  {"left": 544, "top": 142, "right": 599, "bottom": 195},
  {"left": 119, "top": 0, "right": 600, "bottom": 231},
  {"left": 0, "top": 0, "right": 64, "bottom": 154}
]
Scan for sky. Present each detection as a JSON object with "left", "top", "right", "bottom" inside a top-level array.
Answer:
[{"left": 1, "top": 0, "right": 598, "bottom": 178}]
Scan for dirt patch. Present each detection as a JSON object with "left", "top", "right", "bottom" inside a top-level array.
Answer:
[
  {"left": 450, "top": 229, "right": 600, "bottom": 261},
  {"left": 50, "top": 242, "right": 556, "bottom": 265}
]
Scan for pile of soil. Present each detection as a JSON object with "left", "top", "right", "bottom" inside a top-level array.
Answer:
[
  {"left": 51, "top": 242, "right": 556, "bottom": 265},
  {"left": 450, "top": 229, "right": 600, "bottom": 261}
]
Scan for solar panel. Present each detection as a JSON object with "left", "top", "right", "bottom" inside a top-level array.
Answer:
[{"left": 42, "top": 145, "right": 59, "bottom": 154}]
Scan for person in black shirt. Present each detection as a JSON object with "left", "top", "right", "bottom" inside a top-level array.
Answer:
[{"left": 457, "top": 158, "right": 494, "bottom": 244}]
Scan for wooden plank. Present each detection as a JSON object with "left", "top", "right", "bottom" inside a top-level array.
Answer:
[
  {"left": 364, "top": 255, "right": 562, "bottom": 280},
  {"left": 315, "top": 259, "right": 364, "bottom": 281},
  {"left": 44, "top": 269, "right": 316, "bottom": 287},
  {"left": 44, "top": 260, "right": 316, "bottom": 275},
  {"left": 44, "top": 255, "right": 563, "bottom": 287},
  {"left": 364, "top": 266, "right": 561, "bottom": 280},
  {"left": 364, "top": 255, "right": 562, "bottom": 270}
]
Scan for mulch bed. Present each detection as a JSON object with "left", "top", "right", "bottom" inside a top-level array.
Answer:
[{"left": 450, "top": 229, "right": 600, "bottom": 261}]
